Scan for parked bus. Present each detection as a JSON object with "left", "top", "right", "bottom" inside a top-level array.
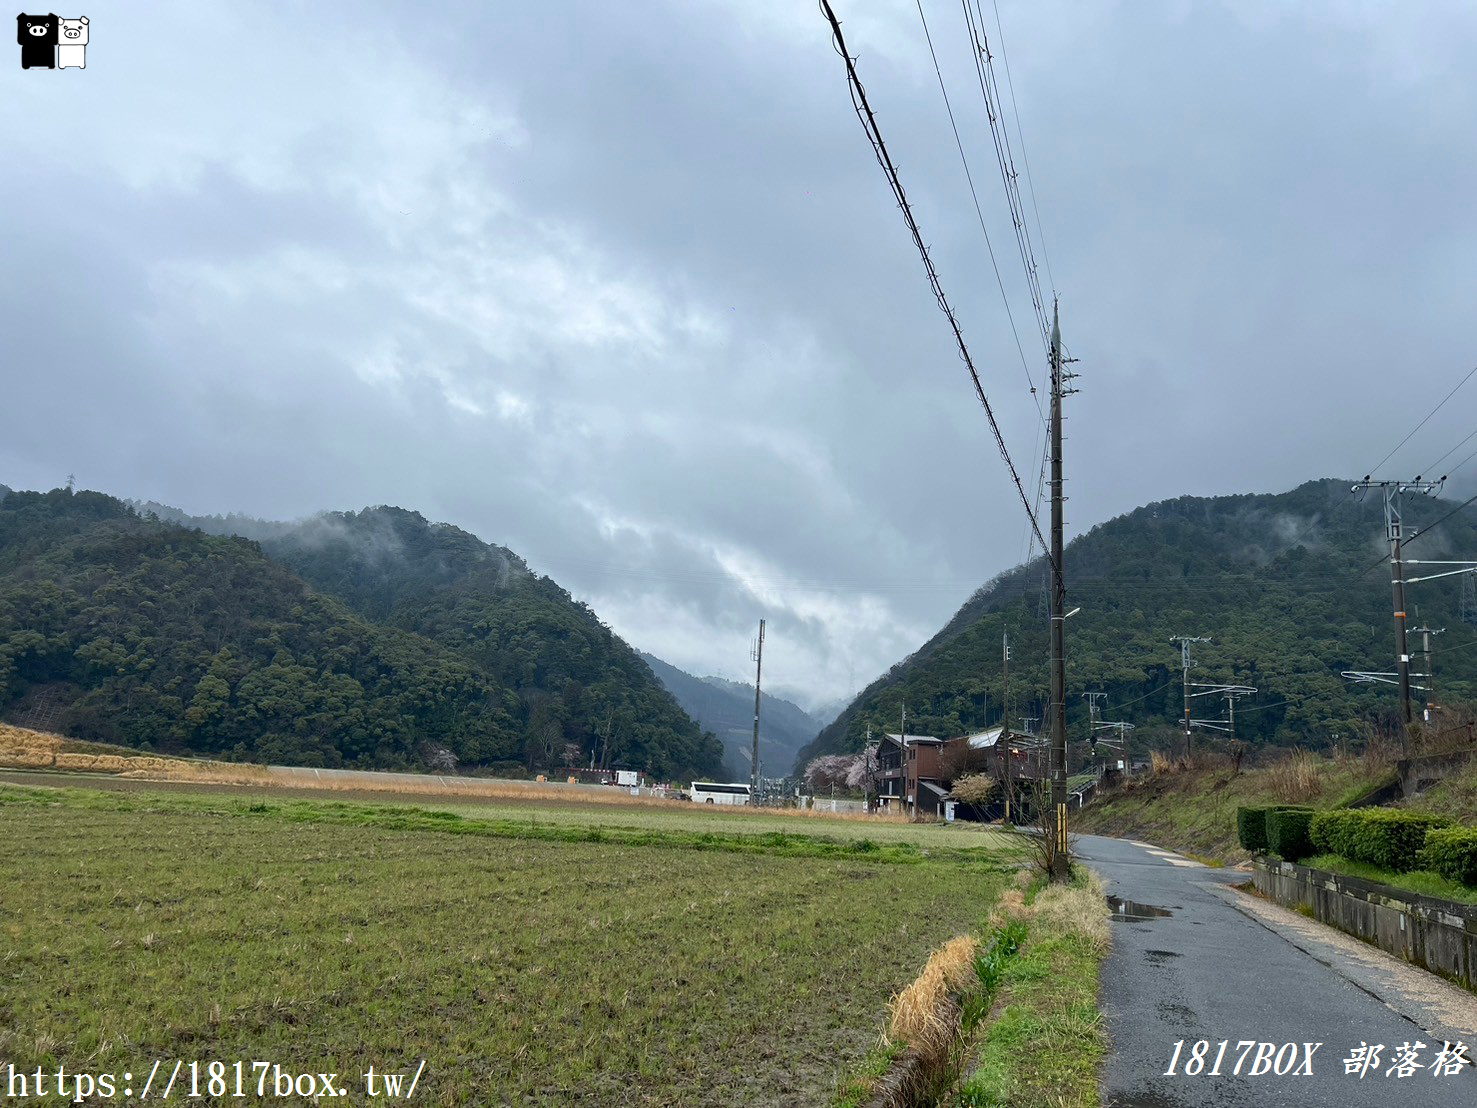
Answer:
[{"left": 689, "top": 781, "right": 751, "bottom": 806}]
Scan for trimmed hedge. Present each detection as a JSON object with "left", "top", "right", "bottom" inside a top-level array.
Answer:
[
  {"left": 1420, "top": 828, "right": 1477, "bottom": 887},
  {"left": 1266, "top": 807, "right": 1316, "bottom": 862},
  {"left": 1309, "top": 808, "right": 1452, "bottom": 872},
  {"left": 1237, "top": 806, "right": 1275, "bottom": 852}
]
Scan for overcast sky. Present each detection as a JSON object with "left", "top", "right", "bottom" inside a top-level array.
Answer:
[{"left": 4, "top": 1, "right": 1476, "bottom": 713}]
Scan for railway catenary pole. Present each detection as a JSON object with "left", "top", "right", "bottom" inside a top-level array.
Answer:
[
  {"left": 1170, "top": 635, "right": 1211, "bottom": 758},
  {"left": 1350, "top": 478, "right": 1442, "bottom": 747},
  {"left": 750, "top": 619, "right": 765, "bottom": 803}
]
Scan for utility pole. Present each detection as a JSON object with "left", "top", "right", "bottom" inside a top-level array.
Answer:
[
  {"left": 750, "top": 619, "right": 765, "bottom": 801},
  {"left": 1170, "top": 635, "right": 1211, "bottom": 758},
  {"left": 1001, "top": 631, "right": 1011, "bottom": 733},
  {"left": 1082, "top": 692, "right": 1105, "bottom": 772},
  {"left": 1350, "top": 478, "right": 1442, "bottom": 743},
  {"left": 1048, "top": 300, "right": 1075, "bottom": 882},
  {"left": 1411, "top": 625, "right": 1445, "bottom": 721}
]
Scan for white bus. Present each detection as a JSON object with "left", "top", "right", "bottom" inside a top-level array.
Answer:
[{"left": 689, "top": 781, "right": 752, "bottom": 806}]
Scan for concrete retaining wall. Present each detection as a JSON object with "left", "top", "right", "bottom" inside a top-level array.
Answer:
[{"left": 1252, "top": 856, "right": 1477, "bottom": 991}]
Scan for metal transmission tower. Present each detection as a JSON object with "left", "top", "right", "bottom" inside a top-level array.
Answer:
[
  {"left": 1048, "top": 301, "right": 1076, "bottom": 882},
  {"left": 1169, "top": 635, "right": 1211, "bottom": 757},
  {"left": 1462, "top": 573, "right": 1477, "bottom": 627},
  {"left": 749, "top": 619, "right": 765, "bottom": 801},
  {"left": 1350, "top": 478, "right": 1443, "bottom": 736}
]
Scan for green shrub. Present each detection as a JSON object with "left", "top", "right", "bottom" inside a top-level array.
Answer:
[
  {"left": 1309, "top": 808, "right": 1451, "bottom": 872},
  {"left": 1266, "top": 807, "right": 1315, "bottom": 862},
  {"left": 1310, "top": 809, "right": 1358, "bottom": 857},
  {"left": 1237, "top": 806, "right": 1274, "bottom": 852},
  {"left": 1420, "top": 827, "right": 1477, "bottom": 887}
]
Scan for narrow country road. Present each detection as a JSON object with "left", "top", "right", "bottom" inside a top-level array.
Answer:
[{"left": 1078, "top": 833, "right": 1477, "bottom": 1107}]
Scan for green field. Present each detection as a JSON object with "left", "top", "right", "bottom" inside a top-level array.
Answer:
[{"left": 0, "top": 782, "right": 1020, "bottom": 1106}]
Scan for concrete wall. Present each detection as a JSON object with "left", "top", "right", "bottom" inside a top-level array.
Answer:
[{"left": 1252, "top": 857, "right": 1477, "bottom": 991}]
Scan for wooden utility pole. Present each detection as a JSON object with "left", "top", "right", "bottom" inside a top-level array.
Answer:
[
  {"left": 1048, "top": 301, "right": 1073, "bottom": 882},
  {"left": 750, "top": 619, "right": 765, "bottom": 801}
]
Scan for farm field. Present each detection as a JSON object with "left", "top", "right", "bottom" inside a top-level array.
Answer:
[
  {"left": 0, "top": 782, "right": 1019, "bottom": 1106},
  {"left": 0, "top": 767, "right": 1010, "bottom": 850}
]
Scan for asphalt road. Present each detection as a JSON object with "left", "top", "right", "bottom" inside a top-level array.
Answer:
[{"left": 1078, "top": 832, "right": 1477, "bottom": 1107}]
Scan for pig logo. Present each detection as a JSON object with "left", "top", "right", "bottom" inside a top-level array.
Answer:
[
  {"left": 57, "top": 14, "right": 85, "bottom": 68},
  {"left": 17, "top": 12, "right": 57, "bottom": 69}
]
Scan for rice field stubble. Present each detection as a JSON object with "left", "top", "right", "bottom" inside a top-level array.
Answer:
[{"left": 0, "top": 784, "right": 1018, "bottom": 1106}]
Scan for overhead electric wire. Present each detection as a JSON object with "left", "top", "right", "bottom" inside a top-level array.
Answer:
[
  {"left": 959, "top": 0, "right": 1050, "bottom": 351},
  {"left": 1431, "top": 637, "right": 1477, "bottom": 658},
  {"left": 1368, "top": 363, "right": 1477, "bottom": 477},
  {"left": 1405, "top": 488, "right": 1477, "bottom": 552},
  {"left": 1448, "top": 442, "right": 1477, "bottom": 477},
  {"left": 819, "top": 0, "right": 1053, "bottom": 572},
  {"left": 1103, "top": 679, "right": 1175, "bottom": 715},
  {"left": 913, "top": 0, "right": 1041, "bottom": 419},
  {"left": 988, "top": 0, "right": 1054, "bottom": 295},
  {"left": 1421, "top": 426, "right": 1477, "bottom": 481}
]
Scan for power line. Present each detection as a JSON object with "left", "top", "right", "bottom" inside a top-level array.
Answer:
[
  {"left": 819, "top": 0, "right": 1052, "bottom": 567},
  {"left": 1368, "top": 363, "right": 1477, "bottom": 476},
  {"left": 1448, "top": 442, "right": 1477, "bottom": 477},
  {"left": 988, "top": 0, "right": 1054, "bottom": 295},
  {"left": 1422, "top": 427, "right": 1477, "bottom": 480},
  {"left": 912, "top": 0, "right": 1041, "bottom": 419},
  {"left": 1431, "top": 636, "right": 1477, "bottom": 658},
  {"left": 1103, "top": 679, "right": 1175, "bottom": 715},
  {"left": 959, "top": 0, "right": 1050, "bottom": 351},
  {"left": 1406, "top": 488, "right": 1477, "bottom": 551}
]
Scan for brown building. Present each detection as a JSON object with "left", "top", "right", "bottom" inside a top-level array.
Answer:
[{"left": 875, "top": 732, "right": 944, "bottom": 813}]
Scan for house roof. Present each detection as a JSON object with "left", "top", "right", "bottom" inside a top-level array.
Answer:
[
  {"left": 964, "top": 726, "right": 1006, "bottom": 749},
  {"left": 883, "top": 733, "right": 943, "bottom": 746},
  {"left": 919, "top": 780, "right": 950, "bottom": 799}
]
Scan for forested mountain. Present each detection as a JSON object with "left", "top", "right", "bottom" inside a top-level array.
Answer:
[
  {"left": 796, "top": 480, "right": 1477, "bottom": 770},
  {"left": 259, "top": 507, "right": 722, "bottom": 780},
  {"left": 639, "top": 652, "right": 822, "bottom": 780},
  {"left": 0, "top": 489, "right": 723, "bottom": 779}
]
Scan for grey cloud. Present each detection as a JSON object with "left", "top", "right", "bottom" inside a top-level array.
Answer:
[{"left": 4, "top": 0, "right": 1477, "bottom": 705}]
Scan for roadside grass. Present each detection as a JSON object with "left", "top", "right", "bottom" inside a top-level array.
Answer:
[
  {"left": 1396, "top": 763, "right": 1477, "bottom": 825},
  {"left": 955, "top": 869, "right": 1110, "bottom": 1108},
  {"left": 1300, "top": 853, "right": 1477, "bottom": 906},
  {"left": 0, "top": 787, "right": 1014, "bottom": 1106},
  {"left": 1073, "top": 755, "right": 1392, "bottom": 862}
]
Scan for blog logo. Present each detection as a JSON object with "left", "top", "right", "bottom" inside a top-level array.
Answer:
[{"left": 17, "top": 13, "right": 88, "bottom": 70}]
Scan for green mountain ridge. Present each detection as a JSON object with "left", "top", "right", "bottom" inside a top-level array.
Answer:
[
  {"left": 638, "top": 651, "right": 822, "bottom": 780},
  {"left": 795, "top": 479, "right": 1477, "bottom": 771},
  {"left": 0, "top": 488, "right": 722, "bottom": 779}
]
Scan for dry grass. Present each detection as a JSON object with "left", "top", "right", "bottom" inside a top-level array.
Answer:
[
  {"left": 0, "top": 725, "right": 262, "bottom": 780},
  {"left": 959, "top": 869, "right": 1110, "bottom": 1108},
  {"left": 886, "top": 935, "right": 980, "bottom": 1067},
  {"left": 1029, "top": 871, "right": 1110, "bottom": 956},
  {"left": 1267, "top": 748, "right": 1321, "bottom": 802},
  {"left": 0, "top": 724, "right": 923, "bottom": 823}
]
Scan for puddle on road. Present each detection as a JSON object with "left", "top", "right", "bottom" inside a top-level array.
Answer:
[{"left": 1106, "top": 896, "right": 1174, "bottom": 922}]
